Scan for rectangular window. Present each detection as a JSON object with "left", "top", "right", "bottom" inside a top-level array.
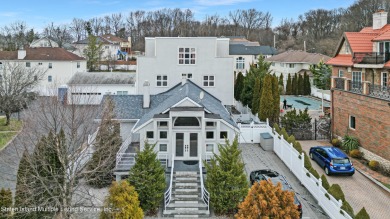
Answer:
[
  {"left": 26, "top": 62, "right": 31, "bottom": 67},
  {"left": 203, "top": 75, "right": 215, "bottom": 87},
  {"left": 48, "top": 63, "right": 52, "bottom": 69},
  {"left": 338, "top": 70, "right": 344, "bottom": 77},
  {"left": 206, "top": 131, "right": 214, "bottom": 139},
  {"left": 159, "top": 131, "right": 168, "bottom": 139},
  {"left": 77, "top": 62, "right": 80, "bottom": 68},
  {"left": 220, "top": 131, "right": 228, "bottom": 139},
  {"left": 156, "top": 75, "right": 168, "bottom": 87},
  {"left": 38, "top": 62, "right": 42, "bottom": 65},
  {"left": 206, "top": 122, "right": 215, "bottom": 127},
  {"left": 178, "top": 47, "right": 196, "bottom": 65},
  {"left": 349, "top": 116, "right": 356, "bottom": 129},
  {"left": 48, "top": 75, "right": 52, "bottom": 82},
  {"left": 159, "top": 144, "right": 167, "bottom": 152},
  {"left": 105, "top": 46, "right": 109, "bottom": 49},
  {"left": 117, "top": 91, "right": 128, "bottom": 95},
  {"left": 236, "top": 57, "right": 245, "bottom": 69},
  {"left": 280, "top": 63, "right": 284, "bottom": 67},
  {"left": 206, "top": 144, "right": 214, "bottom": 152},
  {"left": 146, "top": 131, "right": 154, "bottom": 139},
  {"left": 352, "top": 71, "right": 362, "bottom": 88},
  {"left": 181, "top": 73, "right": 193, "bottom": 79},
  {"left": 288, "top": 64, "right": 295, "bottom": 68},
  {"left": 382, "top": 72, "right": 388, "bottom": 87},
  {"left": 0, "top": 62, "right": 2, "bottom": 70},
  {"left": 34, "top": 75, "right": 38, "bottom": 81},
  {"left": 159, "top": 121, "right": 168, "bottom": 127}
]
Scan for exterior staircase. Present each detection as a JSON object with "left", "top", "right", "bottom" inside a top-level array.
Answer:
[{"left": 163, "top": 171, "right": 210, "bottom": 218}]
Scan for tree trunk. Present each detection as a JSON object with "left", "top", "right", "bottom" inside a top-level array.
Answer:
[{"left": 5, "top": 112, "right": 11, "bottom": 126}]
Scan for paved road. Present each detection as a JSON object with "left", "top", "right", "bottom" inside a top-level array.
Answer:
[
  {"left": 300, "top": 140, "right": 390, "bottom": 219},
  {"left": 240, "top": 143, "right": 329, "bottom": 219}
]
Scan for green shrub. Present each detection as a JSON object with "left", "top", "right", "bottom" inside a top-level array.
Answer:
[
  {"left": 303, "top": 151, "right": 312, "bottom": 170},
  {"left": 368, "top": 160, "right": 379, "bottom": 171},
  {"left": 331, "top": 138, "right": 341, "bottom": 147},
  {"left": 328, "top": 184, "right": 345, "bottom": 202},
  {"left": 287, "top": 135, "right": 296, "bottom": 144},
  {"left": 273, "top": 123, "right": 280, "bottom": 134},
  {"left": 293, "top": 141, "right": 303, "bottom": 153},
  {"left": 321, "top": 175, "right": 330, "bottom": 190},
  {"left": 355, "top": 207, "right": 370, "bottom": 219},
  {"left": 342, "top": 135, "right": 359, "bottom": 153},
  {"left": 309, "top": 168, "right": 320, "bottom": 179},
  {"left": 280, "top": 128, "right": 289, "bottom": 140},
  {"left": 341, "top": 200, "right": 354, "bottom": 218},
  {"left": 349, "top": 149, "right": 362, "bottom": 159}
]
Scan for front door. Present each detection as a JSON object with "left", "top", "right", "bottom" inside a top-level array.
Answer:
[{"left": 175, "top": 132, "right": 198, "bottom": 160}]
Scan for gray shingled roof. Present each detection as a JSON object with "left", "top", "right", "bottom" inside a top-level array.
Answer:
[
  {"left": 100, "top": 80, "right": 238, "bottom": 130},
  {"left": 265, "top": 50, "right": 331, "bottom": 63},
  {"left": 229, "top": 44, "right": 277, "bottom": 55},
  {"left": 68, "top": 72, "right": 136, "bottom": 85}
]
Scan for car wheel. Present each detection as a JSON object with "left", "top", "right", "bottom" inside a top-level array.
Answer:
[
  {"left": 309, "top": 152, "right": 314, "bottom": 160},
  {"left": 324, "top": 167, "right": 330, "bottom": 175}
]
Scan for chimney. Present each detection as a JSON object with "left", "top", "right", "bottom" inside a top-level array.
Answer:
[
  {"left": 143, "top": 80, "right": 150, "bottom": 108},
  {"left": 373, "top": 9, "right": 388, "bottom": 30},
  {"left": 18, "top": 48, "right": 26, "bottom": 59},
  {"left": 181, "top": 75, "right": 187, "bottom": 86}
]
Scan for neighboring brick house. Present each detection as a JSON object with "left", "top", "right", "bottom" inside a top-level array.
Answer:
[{"left": 326, "top": 10, "right": 390, "bottom": 160}]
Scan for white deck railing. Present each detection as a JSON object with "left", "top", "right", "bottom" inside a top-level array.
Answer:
[
  {"left": 158, "top": 152, "right": 168, "bottom": 168},
  {"left": 164, "top": 154, "right": 175, "bottom": 211},
  {"left": 199, "top": 157, "right": 210, "bottom": 212},
  {"left": 115, "top": 135, "right": 133, "bottom": 169}
]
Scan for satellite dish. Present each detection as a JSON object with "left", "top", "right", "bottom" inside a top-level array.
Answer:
[{"left": 199, "top": 91, "right": 204, "bottom": 100}]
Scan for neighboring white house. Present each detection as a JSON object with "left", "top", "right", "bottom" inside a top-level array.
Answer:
[
  {"left": 72, "top": 35, "right": 121, "bottom": 61},
  {"left": 66, "top": 72, "right": 136, "bottom": 105},
  {"left": 265, "top": 50, "right": 331, "bottom": 86},
  {"left": 228, "top": 37, "right": 277, "bottom": 75},
  {"left": 30, "top": 37, "right": 59, "bottom": 48},
  {"left": 137, "top": 37, "right": 235, "bottom": 105},
  {"left": 0, "top": 47, "right": 86, "bottom": 95}
]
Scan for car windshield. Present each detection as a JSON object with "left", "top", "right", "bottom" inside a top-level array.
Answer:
[{"left": 333, "top": 158, "right": 350, "bottom": 164}]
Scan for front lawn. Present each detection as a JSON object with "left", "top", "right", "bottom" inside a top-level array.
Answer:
[
  {"left": 0, "top": 132, "right": 17, "bottom": 150},
  {"left": 381, "top": 182, "right": 390, "bottom": 190},
  {"left": 0, "top": 117, "right": 23, "bottom": 131}
]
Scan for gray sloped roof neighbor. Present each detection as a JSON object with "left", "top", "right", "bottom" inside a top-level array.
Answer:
[
  {"left": 99, "top": 80, "right": 238, "bottom": 130},
  {"left": 229, "top": 44, "right": 277, "bottom": 55},
  {"left": 68, "top": 72, "right": 136, "bottom": 85}
]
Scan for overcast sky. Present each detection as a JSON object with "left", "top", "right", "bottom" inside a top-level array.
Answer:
[{"left": 0, "top": 0, "right": 356, "bottom": 30}]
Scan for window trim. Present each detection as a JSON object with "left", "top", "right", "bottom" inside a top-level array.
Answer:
[
  {"left": 206, "top": 143, "right": 214, "bottom": 152},
  {"left": 381, "top": 72, "right": 388, "bottom": 87},
  {"left": 203, "top": 75, "right": 215, "bottom": 87},
  {"left": 159, "top": 143, "right": 168, "bottom": 152},
  {"left": 338, "top": 69, "right": 344, "bottom": 78},
  {"left": 48, "top": 75, "right": 52, "bottom": 82},
  {"left": 48, "top": 63, "right": 53, "bottom": 69},
  {"left": 178, "top": 47, "right": 196, "bottom": 65},
  {"left": 156, "top": 75, "right": 168, "bottom": 87},
  {"left": 220, "top": 131, "right": 228, "bottom": 139},
  {"left": 181, "top": 73, "right": 193, "bottom": 79},
  {"left": 26, "top": 62, "right": 31, "bottom": 67},
  {"left": 159, "top": 131, "right": 168, "bottom": 139},
  {"left": 236, "top": 57, "right": 245, "bottom": 69},
  {"left": 206, "top": 131, "right": 215, "bottom": 139},
  {"left": 146, "top": 131, "right": 154, "bottom": 139},
  {"left": 349, "top": 115, "right": 356, "bottom": 130}
]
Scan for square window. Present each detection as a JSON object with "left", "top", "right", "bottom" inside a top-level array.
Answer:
[
  {"left": 159, "top": 144, "right": 167, "bottom": 152},
  {"left": 349, "top": 116, "right": 356, "bottom": 129},
  {"left": 178, "top": 47, "right": 196, "bottom": 65},
  {"left": 160, "top": 131, "right": 168, "bottom": 139},
  {"left": 206, "top": 122, "right": 214, "bottom": 127},
  {"left": 157, "top": 75, "right": 168, "bottom": 87},
  {"left": 26, "top": 62, "right": 31, "bottom": 67},
  {"left": 146, "top": 131, "right": 154, "bottom": 139},
  {"left": 206, "top": 144, "right": 214, "bottom": 152},
  {"left": 206, "top": 131, "right": 214, "bottom": 139},
  {"left": 203, "top": 75, "right": 215, "bottom": 87},
  {"left": 220, "top": 131, "right": 228, "bottom": 139}
]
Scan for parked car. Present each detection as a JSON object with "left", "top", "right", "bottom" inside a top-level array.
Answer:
[
  {"left": 250, "top": 169, "right": 302, "bottom": 218},
  {"left": 309, "top": 146, "right": 355, "bottom": 176}
]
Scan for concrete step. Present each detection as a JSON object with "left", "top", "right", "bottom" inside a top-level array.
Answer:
[
  {"left": 166, "top": 202, "right": 207, "bottom": 209},
  {"left": 174, "top": 182, "right": 198, "bottom": 187},
  {"left": 174, "top": 188, "right": 199, "bottom": 193},
  {"left": 174, "top": 171, "right": 198, "bottom": 176},
  {"left": 174, "top": 177, "right": 199, "bottom": 181},
  {"left": 172, "top": 194, "right": 199, "bottom": 201},
  {"left": 163, "top": 209, "right": 210, "bottom": 216}
]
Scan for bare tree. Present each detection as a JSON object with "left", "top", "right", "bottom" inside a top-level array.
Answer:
[
  {"left": 42, "top": 22, "right": 73, "bottom": 47},
  {"left": 0, "top": 62, "right": 46, "bottom": 125},
  {"left": 70, "top": 18, "right": 87, "bottom": 42}
]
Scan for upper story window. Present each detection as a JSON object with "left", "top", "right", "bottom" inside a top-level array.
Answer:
[
  {"left": 338, "top": 69, "right": 344, "bottom": 77},
  {"left": 0, "top": 62, "right": 2, "bottom": 70},
  {"left": 352, "top": 71, "right": 362, "bottom": 88},
  {"left": 182, "top": 73, "right": 193, "bottom": 79},
  {"left": 203, "top": 75, "right": 215, "bottom": 87},
  {"left": 178, "top": 47, "right": 196, "bottom": 65},
  {"left": 26, "top": 62, "right": 31, "bottom": 67},
  {"left": 48, "top": 63, "right": 52, "bottom": 69},
  {"left": 77, "top": 62, "right": 80, "bottom": 68},
  {"left": 156, "top": 75, "right": 168, "bottom": 87},
  {"left": 381, "top": 72, "right": 388, "bottom": 87},
  {"left": 48, "top": 75, "right": 52, "bottom": 82},
  {"left": 105, "top": 46, "right": 109, "bottom": 49},
  {"left": 288, "top": 64, "right": 295, "bottom": 68},
  {"left": 38, "top": 62, "right": 42, "bottom": 65},
  {"left": 236, "top": 57, "right": 245, "bottom": 69},
  {"left": 280, "top": 63, "right": 284, "bottom": 67},
  {"left": 117, "top": 91, "right": 128, "bottom": 95},
  {"left": 174, "top": 117, "right": 200, "bottom": 126},
  {"left": 379, "top": 42, "right": 390, "bottom": 53}
]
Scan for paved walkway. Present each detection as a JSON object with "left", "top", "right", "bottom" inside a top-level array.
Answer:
[{"left": 300, "top": 140, "right": 390, "bottom": 219}]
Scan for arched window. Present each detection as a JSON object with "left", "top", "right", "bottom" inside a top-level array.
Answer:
[
  {"left": 236, "top": 57, "right": 245, "bottom": 69},
  {"left": 174, "top": 117, "right": 200, "bottom": 126}
]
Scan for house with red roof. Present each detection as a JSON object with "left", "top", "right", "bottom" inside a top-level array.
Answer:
[{"left": 326, "top": 9, "right": 390, "bottom": 161}]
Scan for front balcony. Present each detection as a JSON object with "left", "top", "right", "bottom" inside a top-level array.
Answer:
[
  {"left": 353, "top": 52, "right": 390, "bottom": 65},
  {"left": 331, "top": 77, "right": 390, "bottom": 101}
]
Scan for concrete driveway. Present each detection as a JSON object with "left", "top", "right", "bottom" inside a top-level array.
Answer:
[{"left": 300, "top": 140, "right": 390, "bottom": 219}]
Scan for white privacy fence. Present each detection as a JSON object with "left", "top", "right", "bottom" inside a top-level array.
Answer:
[
  {"left": 311, "top": 87, "right": 331, "bottom": 101},
  {"left": 239, "top": 122, "right": 353, "bottom": 219}
]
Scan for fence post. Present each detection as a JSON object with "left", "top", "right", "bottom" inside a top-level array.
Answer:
[
  {"left": 290, "top": 143, "right": 293, "bottom": 169},
  {"left": 314, "top": 119, "right": 317, "bottom": 140},
  {"left": 318, "top": 178, "right": 322, "bottom": 203},
  {"left": 301, "top": 152, "right": 305, "bottom": 183},
  {"left": 280, "top": 135, "right": 284, "bottom": 158}
]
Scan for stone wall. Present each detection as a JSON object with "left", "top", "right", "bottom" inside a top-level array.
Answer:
[
  {"left": 332, "top": 90, "right": 390, "bottom": 160},
  {"left": 360, "top": 147, "right": 390, "bottom": 173}
]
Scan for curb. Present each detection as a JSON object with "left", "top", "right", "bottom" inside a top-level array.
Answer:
[{"left": 355, "top": 168, "right": 390, "bottom": 194}]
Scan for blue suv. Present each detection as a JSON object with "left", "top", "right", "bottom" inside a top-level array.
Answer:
[{"left": 309, "top": 146, "right": 355, "bottom": 176}]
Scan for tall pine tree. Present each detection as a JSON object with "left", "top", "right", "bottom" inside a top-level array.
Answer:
[
  {"left": 234, "top": 72, "right": 244, "bottom": 101},
  {"left": 278, "top": 74, "right": 284, "bottom": 94},
  {"left": 259, "top": 74, "right": 274, "bottom": 121},
  {"left": 304, "top": 72, "right": 311, "bottom": 95},
  {"left": 128, "top": 142, "right": 165, "bottom": 215},
  {"left": 205, "top": 137, "right": 248, "bottom": 215},
  {"left": 251, "top": 78, "right": 261, "bottom": 115},
  {"left": 298, "top": 74, "right": 304, "bottom": 95},
  {"left": 286, "top": 73, "right": 292, "bottom": 95}
]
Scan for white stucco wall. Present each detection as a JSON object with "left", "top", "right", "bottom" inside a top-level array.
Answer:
[{"left": 137, "top": 37, "right": 235, "bottom": 105}]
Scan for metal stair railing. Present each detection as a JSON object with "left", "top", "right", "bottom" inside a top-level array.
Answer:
[
  {"left": 199, "top": 156, "right": 210, "bottom": 212},
  {"left": 164, "top": 154, "right": 175, "bottom": 211},
  {"left": 115, "top": 134, "right": 133, "bottom": 169}
]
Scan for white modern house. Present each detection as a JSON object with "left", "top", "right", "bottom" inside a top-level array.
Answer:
[
  {"left": 0, "top": 47, "right": 86, "bottom": 96},
  {"left": 72, "top": 35, "right": 121, "bottom": 61},
  {"left": 66, "top": 72, "right": 136, "bottom": 105},
  {"left": 30, "top": 37, "right": 59, "bottom": 48},
  {"left": 137, "top": 37, "right": 234, "bottom": 105}
]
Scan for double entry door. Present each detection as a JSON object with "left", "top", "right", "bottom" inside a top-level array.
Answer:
[{"left": 175, "top": 132, "right": 198, "bottom": 160}]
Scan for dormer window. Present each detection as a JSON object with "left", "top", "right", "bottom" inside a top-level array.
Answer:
[{"left": 379, "top": 42, "right": 390, "bottom": 53}]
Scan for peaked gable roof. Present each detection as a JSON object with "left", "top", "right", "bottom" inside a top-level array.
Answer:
[
  {"left": 0, "top": 47, "right": 85, "bottom": 61},
  {"left": 265, "top": 50, "right": 330, "bottom": 63}
]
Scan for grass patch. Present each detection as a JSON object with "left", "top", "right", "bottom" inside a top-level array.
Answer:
[
  {"left": 0, "top": 117, "right": 23, "bottom": 131},
  {"left": 381, "top": 182, "right": 390, "bottom": 190},
  {"left": 0, "top": 132, "right": 17, "bottom": 150}
]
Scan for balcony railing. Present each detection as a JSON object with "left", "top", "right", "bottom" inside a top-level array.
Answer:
[
  {"left": 334, "top": 78, "right": 345, "bottom": 90},
  {"left": 348, "top": 81, "right": 363, "bottom": 94},
  {"left": 352, "top": 52, "right": 390, "bottom": 64},
  {"left": 369, "top": 84, "right": 390, "bottom": 100}
]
